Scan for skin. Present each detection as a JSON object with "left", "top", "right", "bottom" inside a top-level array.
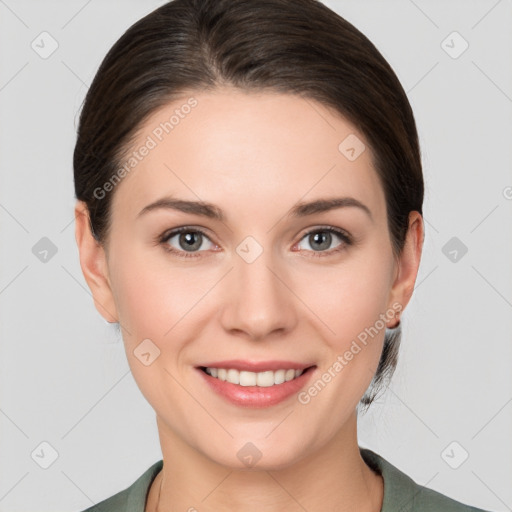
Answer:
[{"left": 75, "top": 87, "right": 424, "bottom": 512}]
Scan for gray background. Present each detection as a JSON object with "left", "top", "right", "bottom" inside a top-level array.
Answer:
[{"left": 0, "top": 0, "right": 511, "bottom": 510}]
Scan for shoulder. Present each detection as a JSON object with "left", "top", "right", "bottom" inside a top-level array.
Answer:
[
  {"left": 360, "top": 447, "right": 492, "bottom": 512},
  {"left": 79, "top": 488, "right": 129, "bottom": 512},
  {"left": 78, "top": 459, "right": 163, "bottom": 512}
]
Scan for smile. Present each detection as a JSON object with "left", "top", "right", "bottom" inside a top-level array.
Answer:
[
  {"left": 203, "top": 367, "right": 304, "bottom": 387},
  {"left": 197, "top": 364, "right": 316, "bottom": 408}
]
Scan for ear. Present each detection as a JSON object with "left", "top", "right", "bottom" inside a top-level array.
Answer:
[
  {"left": 74, "top": 200, "right": 119, "bottom": 323},
  {"left": 386, "top": 211, "right": 424, "bottom": 322}
]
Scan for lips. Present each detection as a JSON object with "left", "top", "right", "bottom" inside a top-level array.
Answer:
[
  {"left": 196, "top": 360, "right": 317, "bottom": 408},
  {"left": 197, "top": 359, "right": 313, "bottom": 372}
]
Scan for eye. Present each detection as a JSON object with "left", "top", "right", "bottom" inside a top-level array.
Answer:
[
  {"left": 294, "top": 226, "right": 352, "bottom": 256},
  {"left": 158, "top": 225, "right": 353, "bottom": 259},
  {"left": 159, "top": 227, "right": 217, "bottom": 258}
]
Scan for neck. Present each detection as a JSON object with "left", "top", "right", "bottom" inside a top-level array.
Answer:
[{"left": 147, "top": 410, "right": 383, "bottom": 512}]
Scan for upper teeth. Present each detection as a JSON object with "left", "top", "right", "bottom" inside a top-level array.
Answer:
[{"left": 205, "top": 368, "right": 304, "bottom": 387}]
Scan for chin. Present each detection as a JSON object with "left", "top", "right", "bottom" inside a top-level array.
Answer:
[{"left": 202, "top": 435, "right": 312, "bottom": 472}]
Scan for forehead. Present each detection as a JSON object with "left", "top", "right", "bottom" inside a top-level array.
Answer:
[{"left": 110, "top": 88, "right": 386, "bottom": 223}]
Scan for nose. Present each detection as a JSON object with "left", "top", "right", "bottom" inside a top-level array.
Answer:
[{"left": 219, "top": 244, "right": 298, "bottom": 342}]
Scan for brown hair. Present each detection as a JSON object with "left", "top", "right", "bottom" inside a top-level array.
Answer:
[{"left": 73, "top": 0, "right": 424, "bottom": 411}]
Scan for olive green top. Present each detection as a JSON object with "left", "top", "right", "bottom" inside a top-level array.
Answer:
[{"left": 79, "top": 447, "right": 491, "bottom": 511}]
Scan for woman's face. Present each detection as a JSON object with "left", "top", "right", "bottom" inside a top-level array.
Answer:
[{"left": 77, "top": 87, "right": 422, "bottom": 469}]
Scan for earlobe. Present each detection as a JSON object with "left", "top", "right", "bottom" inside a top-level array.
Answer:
[
  {"left": 74, "top": 201, "right": 119, "bottom": 323},
  {"left": 387, "top": 211, "right": 424, "bottom": 321}
]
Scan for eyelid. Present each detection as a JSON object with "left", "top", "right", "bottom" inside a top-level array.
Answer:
[
  {"left": 159, "top": 225, "right": 214, "bottom": 242},
  {"left": 296, "top": 224, "right": 352, "bottom": 242}
]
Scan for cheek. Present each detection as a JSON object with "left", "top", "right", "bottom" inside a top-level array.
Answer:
[
  {"left": 108, "top": 254, "right": 203, "bottom": 406},
  {"left": 296, "top": 250, "right": 393, "bottom": 345},
  {"left": 110, "top": 247, "right": 210, "bottom": 339}
]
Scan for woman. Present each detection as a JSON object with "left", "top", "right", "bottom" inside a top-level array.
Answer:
[{"left": 73, "top": 0, "right": 491, "bottom": 510}]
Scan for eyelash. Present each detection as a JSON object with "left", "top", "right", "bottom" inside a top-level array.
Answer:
[{"left": 158, "top": 225, "right": 353, "bottom": 259}]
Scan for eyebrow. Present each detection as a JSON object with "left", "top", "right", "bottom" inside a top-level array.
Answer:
[{"left": 137, "top": 196, "right": 373, "bottom": 222}]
